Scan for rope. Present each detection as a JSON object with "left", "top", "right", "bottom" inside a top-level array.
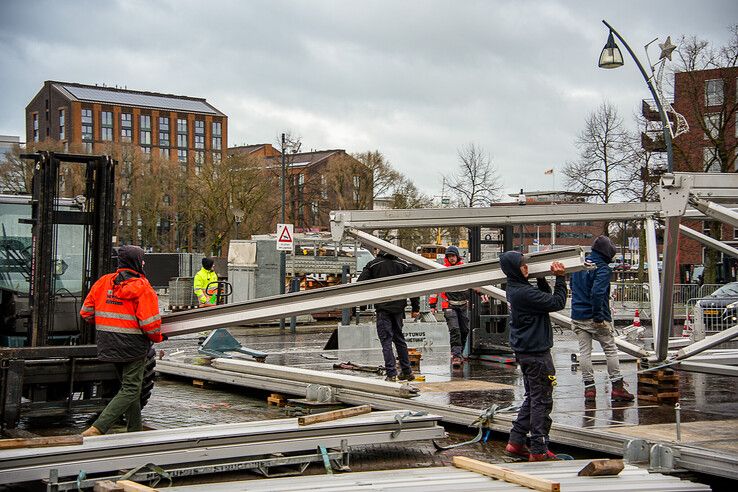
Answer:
[{"left": 433, "top": 404, "right": 519, "bottom": 451}]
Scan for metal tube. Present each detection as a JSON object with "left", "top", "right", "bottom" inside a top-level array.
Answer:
[
  {"left": 656, "top": 216, "right": 680, "bottom": 361},
  {"left": 161, "top": 248, "right": 588, "bottom": 336},
  {"left": 690, "top": 197, "right": 738, "bottom": 229},
  {"left": 645, "top": 218, "right": 661, "bottom": 348},
  {"left": 279, "top": 133, "right": 287, "bottom": 330},
  {"left": 674, "top": 325, "right": 738, "bottom": 360},
  {"left": 678, "top": 224, "right": 738, "bottom": 259},
  {"left": 675, "top": 402, "right": 681, "bottom": 442},
  {"left": 341, "top": 264, "right": 351, "bottom": 326}
]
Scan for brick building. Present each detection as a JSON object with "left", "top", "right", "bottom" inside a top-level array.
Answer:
[
  {"left": 641, "top": 67, "right": 738, "bottom": 282},
  {"left": 229, "top": 145, "right": 372, "bottom": 232},
  {"left": 25, "top": 81, "right": 227, "bottom": 250}
]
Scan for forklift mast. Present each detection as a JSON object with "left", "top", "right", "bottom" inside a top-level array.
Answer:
[{"left": 23, "top": 151, "right": 116, "bottom": 346}]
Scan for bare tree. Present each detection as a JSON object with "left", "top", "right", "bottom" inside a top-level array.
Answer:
[
  {"left": 380, "top": 178, "right": 435, "bottom": 250},
  {"left": 353, "top": 150, "right": 403, "bottom": 201},
  {"left": 445, "top": 143, "right": 502, "bottom": 207},
  {"left": 563, "top": 101, "right": 636, "bottom": 206}
]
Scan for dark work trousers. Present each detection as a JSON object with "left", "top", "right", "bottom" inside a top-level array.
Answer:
[
  {"left": 93, "top": 356, "right": 146, "bottom": 433},
  {"left": 376, "top": 310, "right": 411, "bottom": 377},
  {"left": 509, "top": 351, "right": 556, "bottom": 454},
  {"left": 444, "top": 306, "right": 469, "bottom": 356}
]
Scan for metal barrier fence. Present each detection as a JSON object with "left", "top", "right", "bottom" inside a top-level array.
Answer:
[
  {"left": 607, "top": 282, "right": 725, "bottom": 306},
  {"left": 684, "top": 294, "right": 738, "bottom": 341}
]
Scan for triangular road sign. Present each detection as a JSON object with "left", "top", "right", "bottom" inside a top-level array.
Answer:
[{"left": 278, "top": 226, "right": 292, "bottom": 242}]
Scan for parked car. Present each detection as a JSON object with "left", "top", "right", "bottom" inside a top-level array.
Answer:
[{"left": 696, "top": 282, "right": 738, "bottom": 332}]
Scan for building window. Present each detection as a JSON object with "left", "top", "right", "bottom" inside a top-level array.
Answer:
[
  {"left": 163, "top": 194, "right": 171, "bottom": 207},
  {"left": 100, "top": 111, "right": 113, "bottom": 141},
  {"left": 212, "top": 121, "right": 222, "bottom": 150},
  {"left": 59, "top": 109, "right": 65, "bottom": 140},
  {"left": 121, "top": 192, "right": 131, "bottom": 207},
  {"left": 194, "top": 150, "right": 204, "bottom": 175},
  {"left": 160, "top": 148, "right": 170, "bottom": 159},
  {"left": 159, "top": 116, "right": 170, "bottom": 148},
  {"left": 733, "top": 228, "right": 738, "bottom": 240},
  {"left": 177, "top": 118, "right": 188, "bottom": 148},
  {"left": 311, "top": 201, "right": 319, "bottom": 217},
  {"left": 194, "top": 120, "right": 205, "bottom": 150},
  {"left": 703, "top": 147, "right": 721, "bottom": 172},
  {"left": 139, "top": 115, "right": 151, "bottom": 146},
  {"left": 212, "top": 151, "right": 221, "bottom": 163},
  {"left": 178, "top": 148, "right": 187, "bottom": 163},
  {"left": 32, "top": 113, "right": 39, "bottom": 142},
  {"left": 704, "top": 113, "right": 721, "bottom": 140},
  {"left": 352, "top": 175, "right": 361, "bottom": 202},
  {"left": 121, "top": 113, "right": 132, "bottom": 142},
  {"left": 320, "top": 174, "right": 327, "bottom": 199},
  {"left": 81, "top": 109, "right": 93, "bottom": 144},
  {"left": 141, "top": 146, "right": 151, "bottom": 155},
  {"left": 705, "top": 79, "right": 724, "bottom": 106}
]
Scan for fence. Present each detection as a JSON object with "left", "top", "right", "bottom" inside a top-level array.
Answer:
[
  {"left": 684, "top": 295, "right": 738, "bottom": 340},
  {"left": 608, "top": 282, "right": 724, "bottom": 306}
]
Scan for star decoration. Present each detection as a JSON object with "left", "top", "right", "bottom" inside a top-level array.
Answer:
[{"left": 658, "top": 36, "right": 676, "bottom": 61}]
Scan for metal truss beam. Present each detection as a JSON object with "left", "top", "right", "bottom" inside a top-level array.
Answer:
[
  {"left": 689, "top": 197, "right": 738, "bottom": 229},
  {"left": 348, "top": 229, "right": 650, "bottom": 358},
  {"left": 677, "top": 361, "right": 738, "bottom": 377},
  {"left": 674, "top": 325, "right": 738, "bottom": 361},
  {"left": 330, "top": 202, "right": 663, "bottom": 238},
  {"left": 0, "top": 411, "right": 443, "bottom": 484},
  {"left": 678, "top": 224, "right": 738, "bottom": 259},
  {"left": 161, "top": 247, "right": 588, "bottom": 336},
  {"left": 645, "top": 218, "right": 661, "bottom": 341},
  {"left": 656, "top": 216, "right": 680, "bottom": 361}
]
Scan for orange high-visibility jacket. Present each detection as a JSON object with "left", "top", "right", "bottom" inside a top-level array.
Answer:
[
  {"left": 429, "top": 257, "right": 467, "bottom": 309},
  {"left": 81, "top": 268, "right": 162, "bottom": 362}
]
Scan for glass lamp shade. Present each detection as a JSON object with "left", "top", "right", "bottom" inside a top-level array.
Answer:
[{"left": 599, "top": 32, "right": 624, "bottom": 69}]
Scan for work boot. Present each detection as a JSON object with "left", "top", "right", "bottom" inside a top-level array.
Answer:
[
  {"left": 505, "top": 441, "right": 530, "bottom": 459},
  {"left": 451, "top": 356, "right": 463, "bottom": 368},
  {"left": 385, "top": 375, "right": 398, "bottom": 382},
  {"left": 81, "top": 426, "right": 103, "bottom": 437},
  {"left": 611, "top": 379, "right": 635, "bottom": 402},
  {"left": 398, "top": 371, "right": 415, "bottom": 382},
  {"left": 529, "top": 450, "right": 560, "bottom": 462},
  {"left": 584, "top": 380, "right": 596, "bottom": 401}
]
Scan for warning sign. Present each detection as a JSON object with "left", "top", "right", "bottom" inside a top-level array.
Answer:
[{"left": 276, "top": 223, "right": 294, "bottom": 251}]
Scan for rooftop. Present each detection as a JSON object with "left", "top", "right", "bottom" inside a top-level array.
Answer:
[{"left": 49, "top": 81, "right": 225, "bottom": 116}]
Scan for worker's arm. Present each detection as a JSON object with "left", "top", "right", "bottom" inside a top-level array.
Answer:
[
  {"left": 192, "top": 271, "right": 208, "bottom": 304},
  {"left": 137, "top": 287, "right": 163, "bottom": 343},
  {"left": 79, "top": 278, "right": 100, "bottom": 321}
]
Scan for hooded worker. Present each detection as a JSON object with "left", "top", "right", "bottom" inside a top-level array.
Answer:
[
  {"left": 429, "top": 245, "right": 470, "bottom": 368},
  {"left": 80, "top": 245, "right": 162, "bottom": 436},
  {"left": 499, "top": 251, "right": 567, "bottom": 462},
  {"left": 194, "top": 257, "right": 219, "bottom": 307},
  {"left": 570, "top": 235, "right": 634, "bottom": 402}
]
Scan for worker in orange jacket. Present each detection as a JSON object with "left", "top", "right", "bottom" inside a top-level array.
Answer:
[
  {"left": 79, "top": 245, "right": 162, "bottom": 436},
  {"left": 429, "top": 246, "right": 470, "bottom": 368}
]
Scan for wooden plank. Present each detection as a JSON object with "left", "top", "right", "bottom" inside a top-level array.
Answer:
[
  {"left": 0, "top": 435, "right": 83, "bottom": 450},
  {"left": 94, "top": 480, "right": 124, "bottom": 492},
  {"left": 577, "top": 459, "right": 624, "bottom": 476},
  {"left": 452, "top": 456, "right": 560, "bottom": 492},
  {"left": 115, "top": 480, "right": 157, "bottom": 492},
  {"left": 298, "top": 405, "right": 371, "bottom": 426}
]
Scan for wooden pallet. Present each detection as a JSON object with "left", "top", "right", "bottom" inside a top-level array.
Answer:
[
  {"left": 267, "top": 393, "right": 287, "bottom": 407},
  {"left": 637, "top": 369, "right": 679, "bottom": 403}
]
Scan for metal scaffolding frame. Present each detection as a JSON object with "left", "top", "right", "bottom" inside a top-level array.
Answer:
[{"left": 331, "top": 172, "right": 738, "bottom": 364}]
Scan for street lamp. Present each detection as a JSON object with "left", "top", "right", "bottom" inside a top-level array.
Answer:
[
  {"left": 598, "top": 20, "right": 678, "bottom": 362},
  {"left": 598, "top": 32, "right": 624, "bottom": 69},
  {"left": 232, "top": 208, "right": 244, "bottom": 240}
]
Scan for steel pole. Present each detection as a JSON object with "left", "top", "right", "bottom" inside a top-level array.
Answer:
[
  {"left": 279, "top": 133, "right": 287, "bottom": 330},
  {"left": 656, "top": 216, "right": 680, "bottom": 360},
  {"left": 645, "top": 218, "right": 661, "bottom": 344},
  {"left": 679, "top": 224, "right": 738, "bottom": 259}
]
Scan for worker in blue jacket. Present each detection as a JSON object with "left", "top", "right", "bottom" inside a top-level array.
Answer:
[
  {"left": 499, "top": 251, "right": 567, "bottom": 462},
  {"left": 570, "top": 235, "right": 634, "bottom": 402}
]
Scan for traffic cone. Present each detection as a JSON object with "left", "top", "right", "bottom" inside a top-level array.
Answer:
[{"left": 632, "top": 309, "right": 641, "bottom": 328}]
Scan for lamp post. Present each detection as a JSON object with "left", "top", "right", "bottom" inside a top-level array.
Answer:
[
  {"left": 279, "top": 133, "right": 287, "bottom": 330},
  {"left": 232, "top": 208, "right": 244, "bottom": 240},
  {"left": 598, "top": 20, "right": 677, "bottom": 361}
]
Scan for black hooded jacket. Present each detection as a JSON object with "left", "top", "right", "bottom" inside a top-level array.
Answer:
[
  {"left": 358, "top": 252, "right": 420, "bottom": 314},
  {"left": 499, "top": 251, "right": 567, "bottom": 353}
]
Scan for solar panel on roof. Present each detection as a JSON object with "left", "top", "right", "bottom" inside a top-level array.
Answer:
[{"left": 60, "top": 85, "right": 218, "bottom": 114}]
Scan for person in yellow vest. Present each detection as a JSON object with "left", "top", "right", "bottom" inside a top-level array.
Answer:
[{"left": 193, "top": 257, "right": 218, "bottom": 307}]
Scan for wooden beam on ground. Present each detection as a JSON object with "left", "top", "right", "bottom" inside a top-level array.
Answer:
[
  {"left": 0, "top": 435, "right": 83, "bottom": 450},
  {"left": 93, "top": 481, "right": 123, "bottom": 492},
  {"left": 452, "top": 456, "right": 560, "bottom": 492},
  {"left": 577, "top": 459, "right": 624, "bottom": 476},
  {"left": 298, "top": 405, "right": 372, "bottom": 426},
  {"left": 115, "top": 480, "right": 158, "bottom": 492}
]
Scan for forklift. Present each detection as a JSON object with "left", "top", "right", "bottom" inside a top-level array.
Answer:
[{"left": 0, "top": 151, "right": 155, "bottom": 429}]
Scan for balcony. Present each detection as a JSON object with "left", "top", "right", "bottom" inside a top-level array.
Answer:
[{"left": 641, "top": 131, "right": 667, "bottom": 152}]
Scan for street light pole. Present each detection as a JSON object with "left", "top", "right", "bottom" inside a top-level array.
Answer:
[
  {"left": 599, "top": 20, "right": 678, "bottom": 360},
  {"left": 279, "top": 133, "right": 287, "bottom": 330}
]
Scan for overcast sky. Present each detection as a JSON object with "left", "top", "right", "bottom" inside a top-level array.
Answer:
[{"left": 1, "top": 0, "right": 736, "bottom": 199}]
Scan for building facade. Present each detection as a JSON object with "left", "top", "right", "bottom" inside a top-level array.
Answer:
[
  {"left": 643, "top": 67, "right": 738, "bottom": 282},
  {"left": 25, "top": 81, "right": 227, "bottom": 251}
]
